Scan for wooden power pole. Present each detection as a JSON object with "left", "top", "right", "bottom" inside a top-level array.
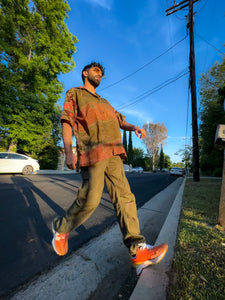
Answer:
[{"left": 166, "top": 0, "right": 200, "bottom": 182}]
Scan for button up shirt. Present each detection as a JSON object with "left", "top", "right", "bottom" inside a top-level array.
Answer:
[{"left": 61, "top": 87, "right": 127, "bottom": 167}]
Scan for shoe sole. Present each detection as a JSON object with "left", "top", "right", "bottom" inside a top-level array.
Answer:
[
  {"left": 51, "top": 223, "right": 66, "bottom": 256},
  {"left": 133, "top": 244, "right": 168, "bottom": 275}
]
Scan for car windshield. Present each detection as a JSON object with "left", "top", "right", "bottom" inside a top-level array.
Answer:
[{"left": 0, "top": 153, "right": 8, "bottom": 159}]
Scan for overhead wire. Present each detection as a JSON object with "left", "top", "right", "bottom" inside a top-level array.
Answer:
[
  {"left": 116, "top": 67, "right": 189, "bottom": 111},
  {"left": 99, "top": 35, "right": 188, "bottom": 92},
  {"left": 194, "top": 0, "right": 209, "bottom": 14},
  {"left": 195, "top": 33, "right": 225, "bottom": 55}
]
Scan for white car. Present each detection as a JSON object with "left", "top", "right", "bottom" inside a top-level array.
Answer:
[
  {"left": 131, "top": 167, "right": 143, "bottom": 173},
  {"left": 169, "top": 167, "right": 184, "bottom": 176},
  {"left": 0, "top": 152, "right": 40, "bottom": 175}
]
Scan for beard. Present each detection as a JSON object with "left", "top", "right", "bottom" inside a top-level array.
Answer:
[{"left": 87, "top": 74, "right": 101, "bottom": 88}]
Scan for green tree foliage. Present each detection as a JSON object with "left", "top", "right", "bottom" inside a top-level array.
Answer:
[
  {"left": 199, "top": 57, "right": 225, "bottom": 176},
  {"left": 163, "top": 154, "right": 172, "bottom": 169},
  {"left": 132, "top": 147, "right": 154, "bottom": 171},
  {"left": 127, "top": 131, "right": 133, "bottom": 165},
  {"left": 172, "top": 162, "right": 185, "bottom": 168},
  {"left": 132, "top": 147, "right": 144, "bottom": 167},
  {"left": 122, "top": 130, "right": 128, "bottom": 163},
  {"left": 143, "top": 155, "right": 153, "bottom": 171},
  {"left": 175, "top": 144, "right": 192, "bottom": 170},
  {"left": 0, "top": 0, "right": 78, "bottom": 167},
  {"left": 158, "top": 145, "right": 164, "bottom": 170},
  {"left": 38, "top": 144, "right": 59, "bottom": 170}
]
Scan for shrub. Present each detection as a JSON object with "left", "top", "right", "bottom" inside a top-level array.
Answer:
[
  {"left": 38, "top": 145, "right": 59, "bottom": 170},
  {"left": 212, "top": 167, "right": 222, "bottom": 177}
]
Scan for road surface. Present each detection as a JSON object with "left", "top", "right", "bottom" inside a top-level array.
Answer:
[{"left": 0, "top": 172, "right": 177, "bottom": 297}]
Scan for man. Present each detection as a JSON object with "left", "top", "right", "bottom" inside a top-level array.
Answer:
[{"left": 52, "top": 62, "right": 168, "bottom": 269}]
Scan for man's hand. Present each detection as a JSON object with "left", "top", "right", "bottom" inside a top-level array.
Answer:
[
  {"left": 134, "top": 127, "right": 146, "bottom": 139},
  {"left": 65, "top": 151, "right": 77, "bottom": 170}
]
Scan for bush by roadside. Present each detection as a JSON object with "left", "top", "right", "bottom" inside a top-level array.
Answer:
[
  {"left": 168, "top": 178, "right": 225, "bottom": 299},
  {"left": 38, "top": 145, "right": 59, "bottom": 170}
]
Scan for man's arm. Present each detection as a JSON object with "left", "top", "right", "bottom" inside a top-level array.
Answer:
[
  {"left": 120, "top": 120, "right": 146, "bottom": 139},
  {"left": 62, "top": 121, "right": 76, "bottom": 170}
]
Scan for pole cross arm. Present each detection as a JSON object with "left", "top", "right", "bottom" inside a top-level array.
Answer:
[{"left": 166, "top": 0, "right": 200, "bottom": 16}]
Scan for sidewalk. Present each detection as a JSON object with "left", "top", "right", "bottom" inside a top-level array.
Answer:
[{"left": 11, "top": 177, "right": 185, "bottom": 300}]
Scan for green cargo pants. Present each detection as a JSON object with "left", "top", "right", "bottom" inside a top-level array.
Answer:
[{"left": 53, "top": 155, "right": 145, "bottom": 255}]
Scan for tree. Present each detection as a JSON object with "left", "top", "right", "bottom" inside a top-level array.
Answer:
[
  {"left": 0, "top": 0, "right": 78, "bottom": 165},
  {"left": 142, "top": 122, "right": 167, "bottom": 170},
  {"left": 175, "top": 144, "right": 192, "bottom": 171},
  {"left": 164, "top": 154, "right": 172, "bottom": 170},
  {"left": 122, "top": 130, "right": 128, "bottom": 163},
  {"left": 172, "top": 162, "right": 185, "bottom": 168},
  {"left": 158, "top": 145, "right": 164, "bottom": 170},
  {"left": 199, "top": 58, "right": 225, "bottom": 229},
  {"left": 199, "top": 58, "right": 225, "bottom": 176},
  {"left": 132, "top": 147, "right": 145, "bottom": 168},
  {"left": 127, "top": 131, "right": 133, "bottom": 165}
]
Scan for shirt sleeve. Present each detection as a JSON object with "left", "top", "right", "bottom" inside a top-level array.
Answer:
[
  {"left": 60, "top": 88, "right": 77, "bottom": 127},
  {"left": 116, "top": 111, "right": 126, "bottom": 127}
]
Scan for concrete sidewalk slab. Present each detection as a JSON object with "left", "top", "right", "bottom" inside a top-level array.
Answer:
[
  {"left": 130, "top": 177, "right": 185, "bottom": 300},
  {"left": 11, "top": 178, "right": 184, "bottom": 300}
]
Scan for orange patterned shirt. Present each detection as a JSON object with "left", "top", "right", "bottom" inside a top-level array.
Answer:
[{"left": 61, "top": 87, "right": 127, "bottom": 167}]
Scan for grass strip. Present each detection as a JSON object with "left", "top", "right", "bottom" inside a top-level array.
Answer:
[{"left": 168, "top": 178, "right": 225, "bottom": 300}]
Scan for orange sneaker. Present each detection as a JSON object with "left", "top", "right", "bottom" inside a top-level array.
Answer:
[
  {"left": 52, "top": 223, "right": 69, "bottom": 256},
  {"left": 131, "top": 243, "right": 168, "bottom": 265}
]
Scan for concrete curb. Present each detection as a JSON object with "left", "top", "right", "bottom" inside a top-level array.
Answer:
[
  {"left": 36, "top": 170, "right": 78, "bottom": 175},
  {"left": 130, "top": 177, "right": 186, "bottom": 300},
  {"left": 11, "top": 178, "right": 184, "bottom": 300}
]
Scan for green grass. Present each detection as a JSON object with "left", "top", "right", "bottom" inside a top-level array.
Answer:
[{"left": 168, "top": 178, "right": 225, "bottom": 300}]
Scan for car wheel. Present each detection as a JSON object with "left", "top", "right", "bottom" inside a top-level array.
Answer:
[{"left": 22, "top": 165, "right": 33, "bottom": 175}]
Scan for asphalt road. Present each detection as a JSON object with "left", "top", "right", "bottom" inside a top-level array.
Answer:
[{"left": 0, "top": 172, "right": 177, "bottom": 298}]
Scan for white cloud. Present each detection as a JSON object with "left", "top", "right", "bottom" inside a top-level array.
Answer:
[
  {"left": 119, "top": 108, "right": 153, "bottom": 125},
  {"left": 85, "top": 0, "right": 113, "bottom": 10}
]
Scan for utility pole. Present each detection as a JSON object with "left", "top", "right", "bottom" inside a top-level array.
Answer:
[{"left": 166, "top": 0, "right": 200, "bottom": 182}]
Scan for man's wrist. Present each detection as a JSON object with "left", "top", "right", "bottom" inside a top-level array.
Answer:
[
  {"left": 134, "top": 126, "right": 140, "bottom": 131},
  {"left": 64, "top": 146, "right": 73, "bottom": 154}
]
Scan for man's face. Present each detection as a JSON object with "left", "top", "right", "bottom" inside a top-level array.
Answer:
[{"left": 84, "top": 66, "right": 103, "bottom": 88}]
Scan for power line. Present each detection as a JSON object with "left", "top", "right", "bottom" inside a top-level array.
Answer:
[
  {"left": 195, "top": 32, "right": 225, "bottom": 55},
  {"left": 195, "top": 0, "right": 208, "bottom": 14},
  {"left": 99, "top": 35, "right": 188, "bottom": 92},
  {"left": 116, "top": 68, "right": 189, "bottom": 111}
]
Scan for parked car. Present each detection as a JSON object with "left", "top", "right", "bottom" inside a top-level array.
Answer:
[
  {"left": 123, "top": 164, "right": 132, "bottom": 172},
  {"left": 161, "top": 168, "right": 168, "bottom": 173},
  {"left": 0, "top": 152, "right": 40, "bottom": 175},
  {"left": 131, "top": 167, "right": 143, "bottom": 173},
  {"left": 169, "top": 167, "right": 185, "bottom": 176}
]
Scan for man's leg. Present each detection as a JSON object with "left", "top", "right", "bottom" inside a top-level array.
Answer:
[
  {"left": 104, "top": 156, "right": 145, "bottom": 255},
  {"left": 105, "top": 156, "right": 168, "bottom": 271},
  {"left": 52, "top": 159, "right": 108, "bottom": 255}
]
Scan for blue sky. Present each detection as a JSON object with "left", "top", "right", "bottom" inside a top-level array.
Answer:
[{"left": 59, "top": 0, "right": 225, "bottom": 163}]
